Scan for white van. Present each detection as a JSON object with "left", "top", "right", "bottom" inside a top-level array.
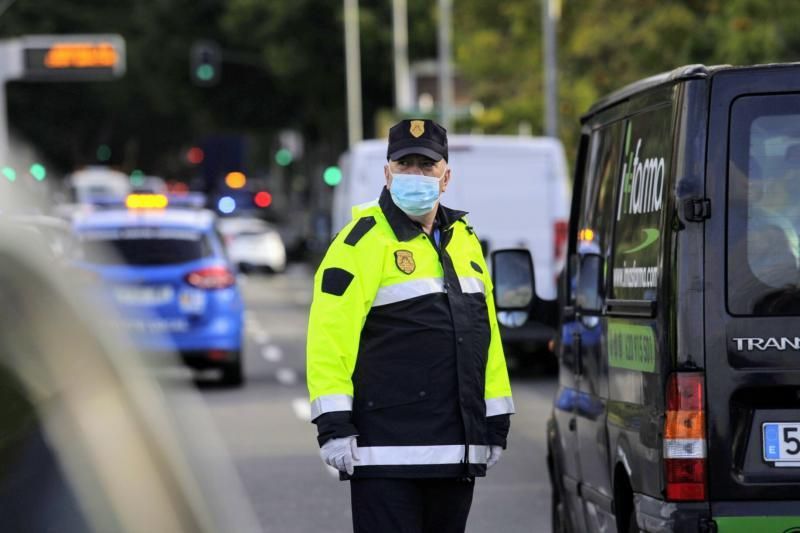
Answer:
[
  {"left": 66, "top": 166, "right": 131, "bottom": 204},
  {"left": 334, "top": 135, "right": 570, "bottom": 356}
]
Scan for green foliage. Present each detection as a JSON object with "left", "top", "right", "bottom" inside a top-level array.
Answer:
[
  {"left": 4, "top": 0, "right": 800, "bottom": 178},
  {"left": 453, "top": 0, "right": 800, "bottom": 158}
]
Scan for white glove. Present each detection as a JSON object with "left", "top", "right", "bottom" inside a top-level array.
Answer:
[
  {"left": 487, "top": 445, "right": 503, "bottom": 470},
  {"left": 320, "top": 436, "right": 360, "bottom": 475}
]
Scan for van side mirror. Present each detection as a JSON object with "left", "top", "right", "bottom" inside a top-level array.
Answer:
[
  {"left": 491, "top": 249, "right": 535, "bottom": 310},
  {"left": 575, "top": 253, "right": 603, "bottom": 313}
]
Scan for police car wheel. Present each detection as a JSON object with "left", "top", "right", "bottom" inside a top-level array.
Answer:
[{"left": 220, "top": 355, "right": 244, "bottom": 387}]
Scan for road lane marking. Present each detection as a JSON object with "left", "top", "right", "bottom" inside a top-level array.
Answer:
[
  {"left": 261, "top": 344, "right": 283, "bottom": 362},
  {"left": 276, "top": 367, "right": 298, "bottom": 386},
  {"left": 251, "top": 330, "right": 270, "bottom": 344},
  {"left": 293, "top": 292, "right": 313, "bottom": 305}
]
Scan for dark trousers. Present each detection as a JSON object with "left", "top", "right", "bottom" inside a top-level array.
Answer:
[{"left": 350, "top": 477, "right": 475, "bottom": 533}]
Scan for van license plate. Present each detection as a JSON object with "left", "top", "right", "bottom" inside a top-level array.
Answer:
[{"left": 763, "top": 423, "right": 800, "bottom": 466}]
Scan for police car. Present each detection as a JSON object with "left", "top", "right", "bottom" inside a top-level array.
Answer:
[{"left": 72, "top": 194, "right": 245, "bottom": 386}]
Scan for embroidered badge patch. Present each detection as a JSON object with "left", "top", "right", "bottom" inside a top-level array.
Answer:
[
  {"left": 409, "top": 120, "right": 425, "bottom": 138},
  {"left": 395, "top": 250, "right": 416, "bottom": 274}
]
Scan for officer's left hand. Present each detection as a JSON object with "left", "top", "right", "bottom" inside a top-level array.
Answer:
[{"left": 487, "top": 445, "right": 503, "bottom": 470}]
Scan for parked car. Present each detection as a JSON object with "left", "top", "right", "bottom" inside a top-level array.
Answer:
[
  {"left": 218, "top": 216, "right": 287, "bottom": 273},
  {"left": 72, "top": 196, "right": 245, "bottom": 386},
  {"left": 0, "top": 198, "right": 261, "bottom": 532},
  {"left": 493, "top": 63, "right": 800, "bottom": 532},
  {"left": 7, "top": 213, "right": 80, "bottom": 261},
  {"left": 334, "top": 135, "right": 570, "bottom": 361}
]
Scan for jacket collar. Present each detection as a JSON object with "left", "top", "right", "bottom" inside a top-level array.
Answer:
[{"left": 378, "top": 187, "right": 468, "bottom": 242}]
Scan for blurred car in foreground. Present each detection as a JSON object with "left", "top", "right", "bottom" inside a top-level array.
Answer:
[
  {"left": 218, "top": 216, "right": 287, "bottom": 273},
  {"left": 72, "top": 195, "right": 245, "bottom": 386},
  {"left": 7, "top": 213, "right": 79, "bottom": 261},
  {"left": 0, "top": 202, "right": 261, "bottom": 532}
]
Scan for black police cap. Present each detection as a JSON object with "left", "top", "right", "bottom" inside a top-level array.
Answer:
[{"left": 387, "top": 119, "right": 448, "bottom": 162}]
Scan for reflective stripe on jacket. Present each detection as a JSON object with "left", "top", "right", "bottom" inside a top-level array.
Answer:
[{"left": 307, "top": 187, "right": 513, "bottom": 479}]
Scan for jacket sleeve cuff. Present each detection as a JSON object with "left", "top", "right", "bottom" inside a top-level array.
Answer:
[
  {"left": 486, "top": 414, "right": 511, "bottom": 449},
  {"left": 313, "top": 411, "right": 359, "bottom": 447}
]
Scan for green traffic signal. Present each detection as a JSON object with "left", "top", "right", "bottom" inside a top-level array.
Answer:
[
  {"left": 190, "top": 41, "right": 221, "bottom": 86},
  {"left": 130, "top": 169, "right": 145, "bottom": 187},
  {"left": 275, "top": 148, "right": 293, "bottom": 167},
  {"left": 97, "top": 144, "right": 111, "bottom": 162},
  {"left": 196, "top": 64, "right": 215, "bottom": 82},
  {"left": 30, "top": 163, "right": 46, "bottom": 181},
  {"left": 1, "top": 166, "right": 16, "bottom": 182},
  {"left": 323, "top": 166, "right": 342, "bottom": 186}
]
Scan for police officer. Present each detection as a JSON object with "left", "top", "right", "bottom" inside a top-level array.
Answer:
[{"left": 306, "top": 119, "right": 514, "bottom": 533}]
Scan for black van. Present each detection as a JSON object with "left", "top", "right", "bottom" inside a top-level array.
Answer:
[{"left": 492, "top": 64, "right": 800, "bottom": 532}]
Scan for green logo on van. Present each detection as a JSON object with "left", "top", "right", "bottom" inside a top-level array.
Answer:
[
  {"left": 607, "top": 320, "right": 656, "bottom": 373},
  {"left": 623, "top": 228, "right": 660, "bottom": 254}
]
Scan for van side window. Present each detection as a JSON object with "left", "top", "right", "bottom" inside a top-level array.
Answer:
[
  {"left": 610, "top": 106, "right": 672, "bottom": 301},
  {"left": 728, "top": 94, "right": 800, "bottom": 315},
  {"left": 578, "top": 122, "right": 624, "bottom": 261}
]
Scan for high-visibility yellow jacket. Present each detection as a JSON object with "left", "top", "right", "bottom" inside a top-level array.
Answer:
[{"left": 307, "top": 188, "right": 514, "bottom": 479}]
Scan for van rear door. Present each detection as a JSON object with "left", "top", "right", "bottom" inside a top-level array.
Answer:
[{"left": 705, "top": 65, "right": 800, "bottom": 504}]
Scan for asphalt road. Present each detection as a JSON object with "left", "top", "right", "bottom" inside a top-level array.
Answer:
[{"left": 191, "top": 264, "right": 558, "bottom": 533}]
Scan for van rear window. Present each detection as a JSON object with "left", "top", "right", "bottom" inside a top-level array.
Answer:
[{"left": 728, "top": 94, "right": 800, "bottom": 315}]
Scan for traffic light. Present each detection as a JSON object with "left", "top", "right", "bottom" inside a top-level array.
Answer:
[
  {"left": 190, "top": 40, "right": 221, "bottom": 87},
  {"left": 29, "top": 163, "right": 46, "bottom": 181},
  {"left": 130, "top": 169, "right": 145, "bottom": 187},
  {"left": 275, "top": 148, "right": 293, "bottom": 167},
  {"left": 1, "top": 166, "right": 16, "bottom": 182},
  {"left": 254, "top": 191, "right": 272, "bottom": 208},
  {"left": 323, "top": 166, "right": 342, "bottom": 186},
  {"left": 186, "top": 146, "right": 204, "bottom": 165},
  {"left": 224, "top": 171, "right": 246, "bottom": 189},
  {"left": 97, "top": 144, "right": 111, "bottom": 162}
]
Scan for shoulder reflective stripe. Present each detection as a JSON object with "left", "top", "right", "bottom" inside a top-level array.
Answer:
[
  {"left": 485, "top": 396, "right": 515, "bottom": 416},
  {"left": 354, "top": 445, "right": 490, "bottom": 466},
  {"left": 372, "top": 278, "right": 445, "bottom": 307},
  {"left": 310, "top": 394, "right": 353, "bottom": 420},
  {"left": 458, "top": 276, "right": 485, "bottom": 294}
]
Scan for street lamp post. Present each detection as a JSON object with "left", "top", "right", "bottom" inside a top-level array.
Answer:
[
  {"left": 344, "top": 0, "right": 363, "bottom": 147},
  {"left": 437, "top": 0, "right": 454, "bottom": 131},
  {"left": 543, "top": 0, "right": 561, "bottom": 138},
  {"left": 392, "top": 0, "right": 412, "bottom": 113}
]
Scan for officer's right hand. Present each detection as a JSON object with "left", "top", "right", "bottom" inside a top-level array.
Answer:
[{"left": 320, "top": 435, "right": 360, "bottom": 475}]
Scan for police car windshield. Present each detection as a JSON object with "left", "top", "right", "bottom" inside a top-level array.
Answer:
[{"left": 79, "top": 227, "right": 213, "bottom": 266}]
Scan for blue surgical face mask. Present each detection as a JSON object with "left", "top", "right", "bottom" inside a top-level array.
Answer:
[{"left": 389, "top": 170, "right": 445, "bottom": 217}]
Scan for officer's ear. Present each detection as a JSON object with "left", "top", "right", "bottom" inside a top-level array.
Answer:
[
  {"left": 441, "top": 165, "right": 451, "bottom": 193},
  {"left": 384, "top": 164, "right": 392, "bottom": 189}
]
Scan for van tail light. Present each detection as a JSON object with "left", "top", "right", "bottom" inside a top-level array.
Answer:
[
  {"left": 185, "top": 266, "right": 236, "bottom": 290},
  {"left": 553, "top": 220, "right": 568, "bottom": 263},
  {"left": 664, "top": 372, "right": 707, "bottom": 501}
]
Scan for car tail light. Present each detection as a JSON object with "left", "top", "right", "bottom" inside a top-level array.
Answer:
[
  {"left": 185, "top": 266, "right": 236, "bottom": 290},
  {"left": 554, "top": 220, "right": 568, "bottom": 263},
  {"left": 664, "top": 372, "right": 707, "bottom": 501}
]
